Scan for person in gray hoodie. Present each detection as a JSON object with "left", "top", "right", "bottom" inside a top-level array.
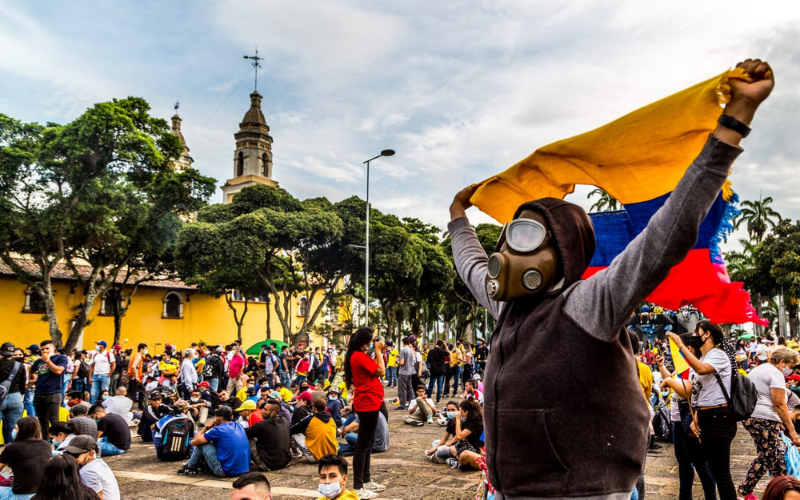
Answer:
[{"left": 448, "top": 58, "right": 773, "bottom": 499}]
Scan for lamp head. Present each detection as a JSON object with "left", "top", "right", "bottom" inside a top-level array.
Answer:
[{"left": 380, "top": 149, "right": 395, "bottom": 157}]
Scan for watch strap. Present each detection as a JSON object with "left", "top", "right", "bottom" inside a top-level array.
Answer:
[{"left": 718, "top": 114, "right": 751, "bottom": 138}]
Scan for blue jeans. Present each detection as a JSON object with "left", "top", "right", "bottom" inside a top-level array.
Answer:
[
  {"left": 280, "top": 371, "right": 291, "bottom": 387},
  {"left": 450, "top": 366, "right": 462, "bottom": 394},
  {"left": 293, "top": 375, "right": 307, "bottom": 386},
  {"left": 23, "top": 389, "right": 36, "bottom": 417},
  {"left": 187, "top": 442, "right": 226, "bottom": 477},
  {"left": 0, "top": 487, "right": 34, "bottom": 499},
  {"left": 90, "top": 374, "right": 110, "bottom": 404},
  {"left": 0, "top": 393, "right": 24, "bottom": 444},
  {"left": 338, "top": 432, "right": 360, "bottom": 456},
  {"left": 385, "top": 366, "right": 397, "bottom": 387},
  {"left": 427, "top": 375, "right": 444, "bottom": 403},
  {"left": 98, "top": 437, "right": 125, "bottom": 457},
  {"left": 208, "top": 377, "right": 219, "bottom": 392}
]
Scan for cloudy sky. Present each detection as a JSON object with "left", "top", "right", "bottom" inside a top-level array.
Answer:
[{"left": 1, "top": 0, "right": 799, "bottom": 250}]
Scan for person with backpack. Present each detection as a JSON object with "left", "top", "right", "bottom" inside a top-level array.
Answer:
[
  {"left": 127, "top": 343, "right": 147, "bottom": 411},
  {"left": 71, "top": 351, "right": 91, "bottom": 402},
  {"left": 88, "top": 341, "right": 116, "bottom": 405},
  {"left": 153, "top": 400, "right": 196, "bottom": 462},
  {"left": 668, "top": 321, "right": 740, "bottom": 500},
  {"left": 204, "top": 348, "right": 224, "bottom": 393},
  {"left": 737, "top": 346, "right": 800, "bottom": 499},
  {"left": 0, "top": 342, "right": 26, "bottom": 445}
]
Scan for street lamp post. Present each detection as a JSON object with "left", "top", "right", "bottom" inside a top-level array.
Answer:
[{"left": 363, "top": 149, "right": 395, "bottom": 327}]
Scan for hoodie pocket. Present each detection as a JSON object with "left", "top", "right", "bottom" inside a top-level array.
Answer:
[{"left": 494, "top": 408, "right": 570, "bottom": 496}]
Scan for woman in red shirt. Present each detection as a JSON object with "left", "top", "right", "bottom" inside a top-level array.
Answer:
[{"left": 344, "top": 327, "right": 387, "bottom": 499}]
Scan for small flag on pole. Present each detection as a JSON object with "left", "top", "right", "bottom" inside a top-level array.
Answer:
[{"left": 670, "top": 338, "right": 690, "bottom": 379}]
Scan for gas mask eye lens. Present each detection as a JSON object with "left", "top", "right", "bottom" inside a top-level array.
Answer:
[{"left": 506, "top": 219, "right": 547, "bottom": 253}]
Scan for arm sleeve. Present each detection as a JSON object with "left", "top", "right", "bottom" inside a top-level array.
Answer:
[
  {"left": 769, "top": 370, "right": 787, "bottom": 390},
  {"left": 81, "top": 470, "right": 103, "bottom": 493},
  {"left": 289, "top": 414, "right": 312, "bottom": 435},
  {"left": 564, "top": 135, "right": 743, "bottom": 341},
  {"left": 447, "top": 217, "right": 502, "bottom": 320}
]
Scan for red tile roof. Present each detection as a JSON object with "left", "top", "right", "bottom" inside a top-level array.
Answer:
[{"left": 0, "top": 258, "right": 196, "bottom": 290}]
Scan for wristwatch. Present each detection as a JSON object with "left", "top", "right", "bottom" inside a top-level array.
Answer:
[{"left": 718, "top": 114, "right": 751, "bottom": 138}]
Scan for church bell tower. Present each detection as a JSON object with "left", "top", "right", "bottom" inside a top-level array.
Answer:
[{"left": 221, "top": 90, "right": 279, "bottom": 203}]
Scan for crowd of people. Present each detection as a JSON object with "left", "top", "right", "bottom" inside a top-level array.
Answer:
[{"left": 0, "top": 330, "right": 492, "bottom": 499}]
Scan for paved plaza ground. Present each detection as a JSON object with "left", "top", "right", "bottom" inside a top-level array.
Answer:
[{"left": 104, "top": 387, "right": 769, "bottom": 499}]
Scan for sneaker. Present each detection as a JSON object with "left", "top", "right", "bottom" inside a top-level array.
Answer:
[
  {"left": 291, "top": 449, "right": 303, "bottom": 459},
  {"left": 354, "top": 488, "right": 379, "bottom": 499},
  {"left": 394, "top": 405, "right": 407, "bottom": 411},
  {"left": 446, "top": 458, "right": 459, "bottom": 468},
  {"left": 364, "top": 482, "right": 386, "bottom": 492},
  {"left": 426, "top": 417, "right": 433, "bottom": 424},
  {"left": 411, "top": 420, "right": 425, "bottom": 427},
  {"left": 176, "top": 464, "right": 201, "bottom": 476}
]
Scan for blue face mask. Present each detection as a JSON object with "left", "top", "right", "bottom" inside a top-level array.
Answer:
[
  {"left": 329, "top": 395, "right": 338, "bottom": 401},
  {"left": 446, "top": 411, "right": 456, "bottom": 420},
  {"left": 53, "top": 440, "right": 62, "bottom": 446},
  {"left": 318, "top": 482, "right": 342, "bottom": 499},
  {"left": 368, "top": 342, "right": 374, "bottom": 351},
  {"left": 460, "top": 417, "right": 467, "bottom": 423},
  {"left": 101, "top": 396, "right": 108, "bottom": 401},
  {"left": 11, "top": 429, "right": 17, "bottom": 440}
]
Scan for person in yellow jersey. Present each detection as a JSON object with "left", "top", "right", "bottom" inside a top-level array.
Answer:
[
  {"left": 444, "top": 341, "right": 464, "bottom": 397},
  {"left": 316, "top": 454, "right": 360, "bottom": 500},
  {"left": 158, "top": 351, "right": 179, "bottom": 389},
  {"left": 385, "top": 341, "right": 398, "bottom": 388},
  {"left": 275, "top": 381, "right": 294, "bottom": 403}
]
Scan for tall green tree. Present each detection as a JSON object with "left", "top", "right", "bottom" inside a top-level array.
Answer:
[
  {"left": 735, "top": 194, "right": 781, "bottom": 244},
  {"left": 0, "top": 98, "right": 215, "bottom": 349},
  {"left": 751, "top": 220, "right": 800, "bottom": 337}
]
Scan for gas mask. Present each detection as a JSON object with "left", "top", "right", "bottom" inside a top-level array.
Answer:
[{"left": 486, "top": 216, "right": 560, "bottom": 301}]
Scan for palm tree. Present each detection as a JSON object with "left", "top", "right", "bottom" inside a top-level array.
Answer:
[
  {"left": 734, "top": 193, "right": 781, "bottom": 244},
  {"left": 587, "top": 188, "right": 621, "bottom": 212}
]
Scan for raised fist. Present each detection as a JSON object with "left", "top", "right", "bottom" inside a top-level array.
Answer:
[{"left": 730, "top": 59, "right": 774, "bottom": 107}]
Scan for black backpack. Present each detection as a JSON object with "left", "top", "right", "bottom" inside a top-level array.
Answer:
[
  {"left": 0, "top": 362, "right": 21, "bottom": 405},
  {"left": 715, "top": 369, "right": 757, "bottom": 421},
  {"left": 157, "top": 417, "right": 194, "bottom": 461}
]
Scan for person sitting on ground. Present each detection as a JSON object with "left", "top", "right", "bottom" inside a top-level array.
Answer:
[
  {"left": 153, "top": 400, "right": 195, "bottom": 462},
  {"left": 245, "top": 401, "right": 292, "bottom": 472},
  {"left": 326, "top": 387, "right": 344, "bottom": 428},
  {"left": 88, "top": 404, "right": 131, "bottom": 457},
  {"left": 446, "top": 399, "right": 484, "bottom": 470},
  {"left": 0, "top": 417, "right": 52, "bottom": 499},
  {"left": 215, "top": 390, "right": 244, "bottom": 417},
  {"left": 266, "top": 393, "right": 292, "bottom": 421},
  {"left": 289, "top": 397, "right": 338, "bottom": 463},
  {"left": 178, "top": 406, "right": 250, "bottom": 477},
  {"left": 762, "top": 476, "right": 800, "bottom": 500},
  {"left": 101, "top": 387, "right": 134, "bottom": 422},
  {"left": 404, "top": 385, "right": 438, "bottom": 426},
  {"left": 236, "top": 400, "right": 262, "bottom": 428},
  {"left": 65, "top": 435, "right": 120, "bottom": 500},
  {"left": 68, "top": 406, "right": 99, "bottom": 441},
  {"left": 462, "top": 379, "right": 484, "bottom": 405},
  {"left": 187, "top": 388, "right": 211, "bottom": 425},
  {"left": 274, "top": 381, "right": 293, "bottom": 403},
  {"left": 32, "top": 454, "right": 100, "bottom": 500},
  {"left": 427, "top": 401, "right": 461, "bottom": 463},
  {"left": 337, "top": 411, "right": 389, "bottom": 458},
  {"left": 138, "top": 392, "right": 171, "bottom": 443},
  {"left": 49, "top": 421, "right": 79, "bottom": 456},
  {"left": 315, "top": 454, "right": 360, "bottom": 500},
  {"left": 66, "top": 391, "right": 91, "bottom": 413},
  {"left": 292, "top": 392, "right": 314, "bottom": 424},
  {"left": 231, "top": 472, "right": 272, "bottom": 500}
]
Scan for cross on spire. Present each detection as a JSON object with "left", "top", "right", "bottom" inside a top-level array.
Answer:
[
  {"left": 243, "top": 47, "right": 264, "bottom": 92},
  {"left": 174, "top": 100, "right": 180, "bottom": 113}
]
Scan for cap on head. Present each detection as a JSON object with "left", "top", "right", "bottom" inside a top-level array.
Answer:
[
  {"left": 64, "top": 435, "right": 97, "bottom": 455},
  {"left": 236, "top": 400, "right": 257, "bottom": 411},
  {"left": 96, "top": 340, "right": 108, "bottom": 348},
  {"left": 297, "top": 392, "right": 313, "bottom": 403},
  {"left": 0, "top": 342, "right": 15, "bottom": 357},
  {"left": 27, "top": 344, "right": 41, "bottom": 354},
  {"left": 214, "top": 406, "right": 234, "bottom": 419}
]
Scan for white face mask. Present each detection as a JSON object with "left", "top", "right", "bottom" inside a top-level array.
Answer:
[
  {"left": 782, "top": 366, "right": 793, "bottom": 377},
  {"left": 190, "top": 397, "right": 200, "bottom": 403},
  {"left": 317, "top": 482, "right": 342, "bottom": 499}
]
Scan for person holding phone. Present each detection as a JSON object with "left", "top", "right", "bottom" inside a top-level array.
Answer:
[{"left": 344, "top": 327, "right": 387, "bottom": 499}]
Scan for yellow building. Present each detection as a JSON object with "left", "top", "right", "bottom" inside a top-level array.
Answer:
[
  {"left": 0, "top": 92, "right": 334, "bottom": 352},
  {"left": 0, "top": 259, "right": 328, "bottom": 351}
]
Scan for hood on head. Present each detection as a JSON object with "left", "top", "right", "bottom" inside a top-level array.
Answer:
[{"left": 512, "top": 197, "right": 596, "bottom": 288}]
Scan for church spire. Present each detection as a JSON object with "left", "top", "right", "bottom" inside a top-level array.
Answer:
[{"left": 170, "top": 101, "right": 193, "bottom": 172}]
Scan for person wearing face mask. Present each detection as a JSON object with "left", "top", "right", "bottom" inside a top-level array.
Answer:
[
  {"left": 446, "top": 399, "right": 484, "bottom": 470},
  {"left": 88, "top": 404, "right": 130, "bottom": 457},
  {"left": 326, "top": 387, "right": 344, "bottom": 428},
  {"left": 735, "top": 346, "right": 800, "bottom": 499},
  {"left": 668, "top": 321, "right": 740, "bottom": 500},
  {"left": 179, "top": 348, "right": 198, "bottom": 401},
  {"left": 315, "top": 454, "right": 359, "bottom": 500},
  {"left": 0, "top": 417, "right": 51, "bottom": 499},
  {"left": 426, "top": 401, "right": 460, "bottom": 464},
  {"left": 236, "top": 400, "right": 261, "bottom": 428},
  {"left": 64, "top": 435, "right": 120, "bottom": 500},
  {"left": 343, "top": 327, "right": 387, "bottom": 499},
  {"left": 49, "top": 421, "right": 79, "bottom": 456},
  {"left": 178, "top": 405, "right": 250, "bottom": 477},
  {"left": 245, "top": 401, "right": 291, "bottom": 471},
  {"left": 0, "top": 342, "right": 26, "bottom": 446},
  {"left": 127, "top": 343, "right": 147, "bottom": 411},
  {"left": 450, "top": 58, "right": 774, "bottom": 499}
]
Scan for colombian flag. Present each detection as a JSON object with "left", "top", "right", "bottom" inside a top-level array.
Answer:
[
  {"left": 471, "top": 68, "right": 767, "bottom": 326},
  {"left": 669, "top": 338, "right": 691, "bottom": 379}
]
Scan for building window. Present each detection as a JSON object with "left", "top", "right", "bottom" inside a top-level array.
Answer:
[
  {"left": 162, "top": 292, "right": 184, "bottom": 319},
  {"left": 237, "top": 152, "right": 244, "bottom": 176},
  {"left": 99, "top": 290, "right": 123, "bottom": 316},
  {"left": 262, "top": 153, "right": 269, "bottom": 177},
  {"left": 297, "top": 297, "right": 309, "bottom": 317},
  {"left": 23, "top": 287, "right": 47, "bottom": 313}
]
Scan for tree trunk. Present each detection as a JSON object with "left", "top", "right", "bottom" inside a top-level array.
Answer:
[
  {"left": 266, "top": 298, "right": 271, "bottom": 340},
  {"left": 789, "top": 301, "right": 799, "bottom": 339},
  {"left": 224, "top": 293, "right": 248, "bottom": 344}
]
